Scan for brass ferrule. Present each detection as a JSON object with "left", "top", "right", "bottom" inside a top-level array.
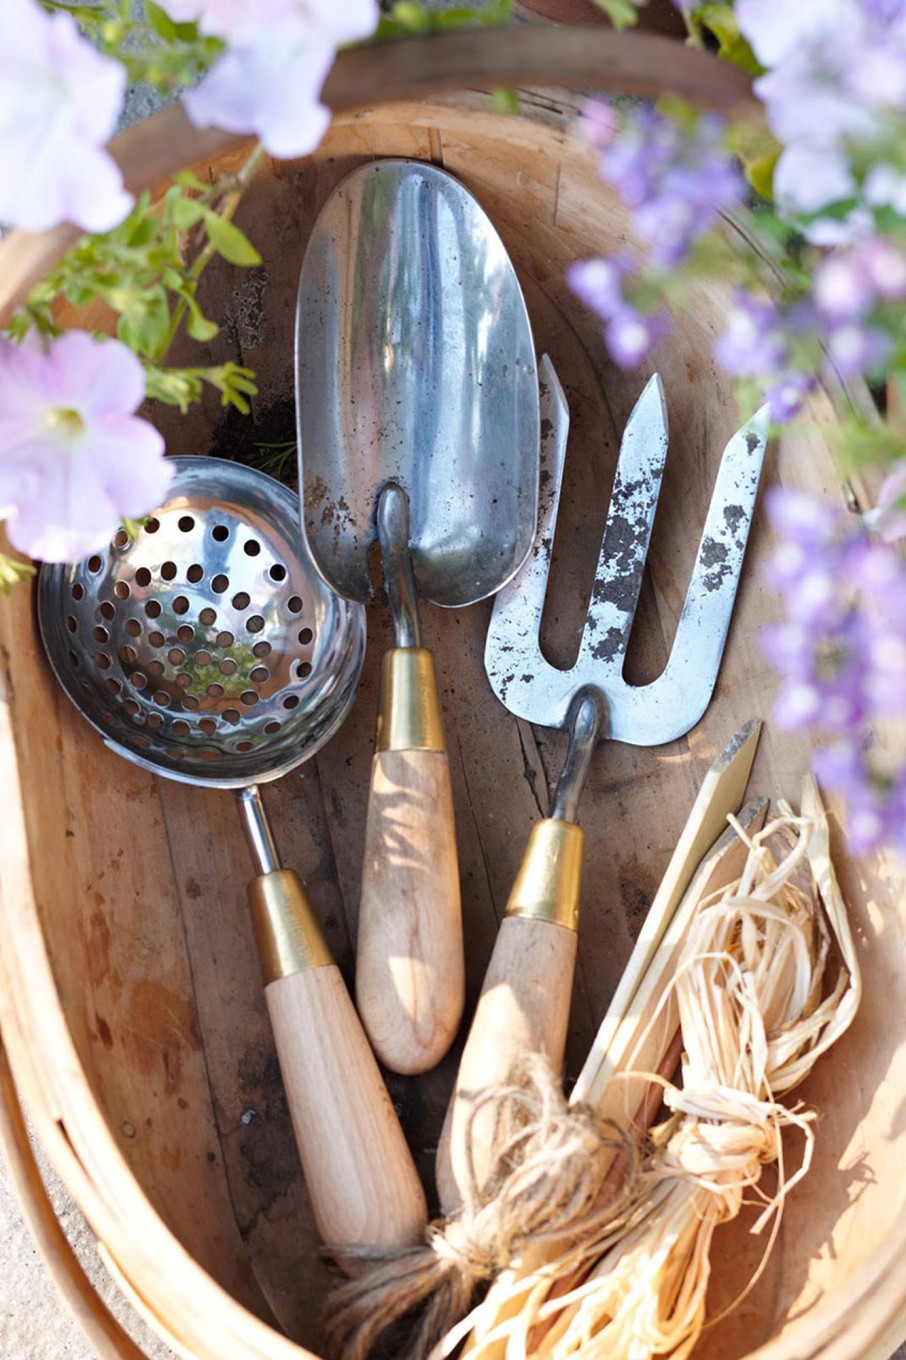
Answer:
[
  {"left": 248, "top": 869, "right": 333, "bottom": 983},
  {"left": 375, "top": 648, "right": 446, "bottom": 753},
  {"left": 504, "top": 819, "right": 584, "bottom": 932}
]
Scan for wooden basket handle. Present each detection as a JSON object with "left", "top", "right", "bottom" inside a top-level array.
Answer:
[
  {"left": 0, "top": 27, "right": 757, "bottom": 328},
  {"left": 0, "top": 1034, "right": 149, "bottom": 1360}
]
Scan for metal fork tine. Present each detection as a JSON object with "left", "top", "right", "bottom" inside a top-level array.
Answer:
[
  {"left": 613, "top": 404, "right": 770, "bottom": 747},
  {"left": 484, "top": 354, "right": 569, "bottom": 721},
  {"left": 486, "top": 368, "right": 767, "bottom": 746},
  {"left": 577, "top": 374, "right": 668, "bottom": 674}
]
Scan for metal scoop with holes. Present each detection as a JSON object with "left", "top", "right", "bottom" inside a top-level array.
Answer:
[
  {"left": 436, "top": 367, "right": 769, "bottom": 1212},
  {"left": 37, "top": 456, "right": 427, "bottom": 1251},
  {"left": 297, "top": 158, "right": 540, "bottom": 1075}
]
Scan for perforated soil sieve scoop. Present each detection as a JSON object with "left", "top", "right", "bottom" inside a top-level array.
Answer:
[
  {"left": 37, "top": 455, "right": 427, "bottom": 1252},
  {"left": 297, "top": 158, "right": 540, "bottom": 1075}
]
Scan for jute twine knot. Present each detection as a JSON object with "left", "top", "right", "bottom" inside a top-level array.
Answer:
[{"left": 323, "top": 1054, "right": 637, "bottom": 1360}]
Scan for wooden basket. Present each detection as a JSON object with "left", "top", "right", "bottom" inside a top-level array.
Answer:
[{"left": 1, "top": 28, "right": 904, "bottom": 1360}]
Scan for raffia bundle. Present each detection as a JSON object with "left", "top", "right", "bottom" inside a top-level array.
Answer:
[
  {"left": 326, "top": 781, "right": 860, "bottom": 1360},
  {"left": 447, "top": 782, "right": 860, "bottom": 1360}
]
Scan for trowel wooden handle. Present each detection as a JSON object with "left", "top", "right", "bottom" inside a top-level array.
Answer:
[
  {"left": 356, "top": 648, "right": 465, "bottom": 1075},
  {"left": 249, "top": 870, "right": 428, "bottom": 1250},
  {"left": 436, "top": 819, "right": 583, "bottom": 1215}
]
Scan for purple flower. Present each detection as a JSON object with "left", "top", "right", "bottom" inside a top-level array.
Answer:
[
  {"left": 565, "top": 255, "right": 632, "bottom": 318},
  {"left": 0, "top": 333, "right": 171, "bottom": 563},
  {"left": 826, "top": 321, "right": 892, "bottom": 377},
  {"left": 813, "top": 740, "right": 906, "bottom": 857},
  {"left": 566, "top": 254, "right": 668, "bottom": 370},
  {"left": 764, "top": 372, "right": 818, "bottom": 422},
  {"left": 162, "top": 0, "right": 379, "bottom": 159},
  {"left": 761, "top": 485, "right": 906, "bottom": 856},
  {"left": 578, "top": 100, "right": 619, "bottom": 151},
  {"left": 814, "top": 237, "right": 906, "bottom": 319},
  {"left": 864, "top": 460, "right": 906, "bottom": 542},
  {"left": 737, "top": 0, "right": 906, "bottom": 238},
  {"left": 582, "top": 103, "right": 744, "bottom": 269},
  {"left": 0, "top": 0, "right": 131, "bottom": 232},
  {"left": 605, "top": 306, "right": 668, "bottom": 370},
  {"left": 714, "top": 293, "right": 790, "bottom": 377}
]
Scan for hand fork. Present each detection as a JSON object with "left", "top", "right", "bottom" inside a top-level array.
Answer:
[{"left": 436, "top": 356, "right": 769, "bottom": 1212}]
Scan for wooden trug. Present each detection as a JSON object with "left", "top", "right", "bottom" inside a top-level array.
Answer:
[{"left": 0, "top": 31, "right": 904, "bottom": 1360}]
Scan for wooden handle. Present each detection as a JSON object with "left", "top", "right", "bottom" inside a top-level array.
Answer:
[
  {"left": 249, "top": 869, "right": 427, "bottom": 1251},
  {"left": 436, "top": 912, "right": 579, "bottom": 1215},
  {"left": 264, "top": 964, "right": 428, "bottom": 1251},
  {"left": 356, "top": 684, "right": 465, "bottom": 1073}
]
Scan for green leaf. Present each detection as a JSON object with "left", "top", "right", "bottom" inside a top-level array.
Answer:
[
  {"left": 143, "top": 367, "right": 204, "bottom": 412},
  {"left": 590, "top": 0, "right": 640, "bottom": 29},
  {"left": 725, "top": 118, "right": 780, "bottom": 201},
  {"left": 745, "top": 150, "right": 778, "bottom": 200},
  {"left": 0, "top": 554, "right": 34, "bottom": 594},
  {"left": 170, "top": 196, "right": 207, "bottom": 232},
  {"left": 174, "top": 168, "right": 211, "bottom": 194},
  {"left": 185, "top": 300, "right": 219, "bottom": 342},
  {"left": 202, "top": 210, "right": 263, "bottom": 266},
  {"left": 145, "top": 0, "right": 179, "bottom": 41},
  {"left": 491, "top": 87, "right": 520, "bottom": 115},
  {"left": 117, "top": 285, "right": 172, "bottom": 356},
  {"left": 694, "top": 4, "right": 761, "bottom": 73}
]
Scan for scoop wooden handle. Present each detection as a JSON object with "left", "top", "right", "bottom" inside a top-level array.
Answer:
[
  {"left": 355, "top": 648, "right": 465, "bottom": 1076},
  {"left": 436, "top": 819, "right": 583, "bottom": 1215},
  {"left": 250, "top": 870, "right": 428, "bottom": 1251},
  {"left": 356, "top": 746, "right": 465, "bottom": 1074}
]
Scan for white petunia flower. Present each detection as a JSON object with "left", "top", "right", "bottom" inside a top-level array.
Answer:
[
  {"left": 0, "top": 0, "right": 131, "bottom": 232},
  {"left": 161, "top": 0, "right": 379, "bottom": 158}
]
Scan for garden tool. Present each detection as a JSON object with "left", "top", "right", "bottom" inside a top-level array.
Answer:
[
  {"left": 37, "top": 456, "right": 428, "bottom": 1251},
  {"left": 437, "top": 365, "right": 769, "bottom": 1211},
  {"left": 296, "top": 157, "right": 540, "bottom": 1075}
]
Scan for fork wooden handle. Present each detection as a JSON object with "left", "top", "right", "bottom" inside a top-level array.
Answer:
[{"left": 435, "top": 819, "right": 583, "bottom": 1215}]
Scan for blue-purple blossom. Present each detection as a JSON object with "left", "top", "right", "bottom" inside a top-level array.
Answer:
[
  {"left": 737, "top": 0, "right": 906, "bottom": 239},
  {"left": 714, "top": 293, "right": 790, "bottom": 376},
  {"left": 713, "top": 292, "right": 818, "bottom": 419},
  {"left": 761, "top": 485, "right": 906, "bottom": 857},
  {"left": 826, "top": 322, "right": 892, "bottom": 377},
  {"left": 582, "top": 103, "right": 744, "bottom": 269},
  {"left": 813, "top": 237, "right": 906, "bottom": 318},
  {"left": 605, "top": 307, "right": 669, "bottom": 370},
  {"left": 863, "top": 460, "right": 906, "bottom": 542},
  {"left": 565, "top": 254, "right": 668, "bottom": 370}
]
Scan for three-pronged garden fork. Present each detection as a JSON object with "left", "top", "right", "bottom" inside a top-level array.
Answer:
[{"left": 436, "top": 355, "right": 769, "bottom": 1211}]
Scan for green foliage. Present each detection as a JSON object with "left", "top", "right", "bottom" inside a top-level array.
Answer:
[
  {"left": 491, "top": 88, "right": 521, "bottom": 115},
  {"left": 250, "top": 441, "right": 298, "bottom": 483},
  {"left": 376, "top": 0, "right": 511, "bottom": 36},
  {"left": 833, "top": 407, "right": 906, "bottom": 474},
  {"left": 143, "top": 361, "right": 258, "bottom": 414},
  {"left": 40, "top": 0, "right": 223, "bottom": 94},
  {"left": 0, "top": 555, "right": 35, "bottom": 594},
  {"left": 589, "top": 0, "right": 643, "bottom": 29},
  {"left": 8, "top": 148, "right": 264, "bottom": 410},
  {"left": 687, "top": 4, "right": 762, "bottom": 73}
]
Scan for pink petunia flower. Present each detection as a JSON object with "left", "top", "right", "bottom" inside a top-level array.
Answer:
[
  {"left": 0, "top": 0, "right": 131, "bottom": 232},
  {"left": 0, "top": 333, "right": 172, "bottom": 563}
]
